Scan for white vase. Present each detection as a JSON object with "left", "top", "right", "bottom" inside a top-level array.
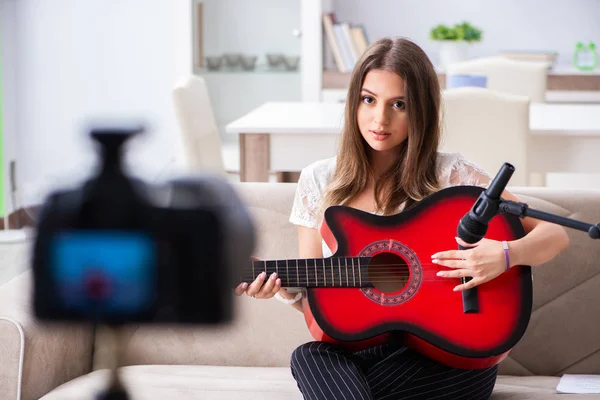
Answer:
[{"left": 438, "top": 41, "right": 469, "bottom": 69}]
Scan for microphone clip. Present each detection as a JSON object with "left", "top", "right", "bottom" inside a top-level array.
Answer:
[{"left": 471, "top": 194, "right": 502, "bottom": 225}]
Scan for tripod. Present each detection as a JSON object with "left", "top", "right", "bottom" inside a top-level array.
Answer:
[
  {"left": 96, "top": 324, "right": 129, "bottom": 400},
  {"left": 498, "top": 198, "right": 600, "bottom": 239}
]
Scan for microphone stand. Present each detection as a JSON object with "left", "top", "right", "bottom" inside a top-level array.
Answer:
[
  {"left": 457, "top": 161, "right": 598, "bottom": 314},
  {"left": 498, "top": 199, "right": 600, "bottom": 239},
  {"left": 459, "top": 192, "right": 599, "bottom": 315}
]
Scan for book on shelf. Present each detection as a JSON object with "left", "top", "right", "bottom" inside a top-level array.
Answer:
[
  {"left": 322, "top": 13, "right": 347, "bottom": 72},
  {"left": 350, "top": 25, "right": 369, "bottom": 56},
  {"left": 322, "top": 13, "right": 370, "bottom": 73},
  {"left": 334, "top": 23, "right": 355, "bottom": 71}
]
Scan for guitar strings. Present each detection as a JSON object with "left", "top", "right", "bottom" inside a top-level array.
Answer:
[
  {"left": 240, "top": 273, "right": 494, "bottom": 283},
  {"left": 241, "top": 264, "right": 481, "bottom": 276},
  {"left": 245, "top": 263, "right": 468, "bottom": 268},
  {"left": 245, "top": 263, "right": 472, "bottom": 269},
  {"left": 239, "top": 279, "right": 478, "bottom": 283},
  {"left": 240, "top": 261, "right": 509, "bottom": 284}
]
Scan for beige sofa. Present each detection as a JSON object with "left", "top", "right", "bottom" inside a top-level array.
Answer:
[{"left": 1, "top": 182, "right": 600, "bottom": 399}]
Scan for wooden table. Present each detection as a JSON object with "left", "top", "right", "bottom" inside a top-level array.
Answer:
[
  {"left": 226, "top": 102, "right": 600, "bottom": 182},
  {"left": 225, "top": 102, "right": 344, "bottom": 182}
]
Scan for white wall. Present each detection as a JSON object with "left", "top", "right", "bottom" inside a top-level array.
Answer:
[
  {"left": 14, "top": 0, "right": 192, "bottom": 207},
  {"left": 332, "top": 0, "right": 600, "bottom": 67},
  {"left": 0, "top": 0, "right": 18, "bottom": 216}
]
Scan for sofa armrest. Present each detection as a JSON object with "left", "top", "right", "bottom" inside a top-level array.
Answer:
[{"left": 0, "top": 270, "right": 95, "bottom": 400}]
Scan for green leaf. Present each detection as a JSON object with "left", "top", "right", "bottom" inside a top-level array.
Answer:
[{"left": 430, "top": 21, "right": 482, "bottom": 42}]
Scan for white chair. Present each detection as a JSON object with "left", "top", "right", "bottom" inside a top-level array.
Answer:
[
  {"left": 172, "top": 75, "right": 226, "bottom": 176},
  {"left": 441, "top": 87, "right": 531, "bottom": 186},
  {"left": 445, "top": 56, "right": 549, "bottom": 103}
]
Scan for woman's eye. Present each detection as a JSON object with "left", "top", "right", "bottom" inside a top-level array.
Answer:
[
  {"left": 362, "top": 95, "right": 374, "bottom": 104},
  {"left": 393, "top": 101, "right": 406, "bottom": 109}
]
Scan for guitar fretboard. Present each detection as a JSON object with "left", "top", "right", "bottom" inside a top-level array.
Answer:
[{"left": 244, "top": 257, "right": 372, "bottom": 288}]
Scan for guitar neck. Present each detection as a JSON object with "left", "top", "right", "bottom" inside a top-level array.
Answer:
[{"left": 243, "top": 257, "right": 372, "bottom": 288}]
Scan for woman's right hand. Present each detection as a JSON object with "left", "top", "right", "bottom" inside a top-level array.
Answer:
[{"left": 234, "top": 257, "right": 282, "bottom": 299}]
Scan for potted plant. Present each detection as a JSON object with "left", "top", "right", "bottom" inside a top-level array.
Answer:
[{"left": 430, "top": 22, "right": 483, "bottom": 68}]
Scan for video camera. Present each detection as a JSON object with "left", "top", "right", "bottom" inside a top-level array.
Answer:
[{"left": 31, "top": 125, "right": 255, "bottom": 325}]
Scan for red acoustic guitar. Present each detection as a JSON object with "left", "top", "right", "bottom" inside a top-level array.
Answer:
[{"left": 242, "top": 185, "right": 532, "bottom": 370}]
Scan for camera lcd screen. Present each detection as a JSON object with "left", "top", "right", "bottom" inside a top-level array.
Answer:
[{"left": 49, "top": 231, "right": 156, "bottom": 318}]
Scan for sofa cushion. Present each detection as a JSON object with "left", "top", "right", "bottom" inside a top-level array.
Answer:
[
  {"left": 118, "top": 295, "right": 313, "bottom": 369},
  {"left": 39, "top": 365, "right": 600, "bottom": 399}
]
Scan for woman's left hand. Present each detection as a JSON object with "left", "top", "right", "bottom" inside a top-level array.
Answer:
[{"left": 431, "top": 237, "right": 508, "bottom": 292}]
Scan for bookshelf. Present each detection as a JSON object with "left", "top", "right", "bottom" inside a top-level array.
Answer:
[
  {"left": 323, "top": 69, "right": 600, "bottom": 91},
  {"left": 300, "top": 0, "right": 373, "bottom": 101},
  {"left": 300, "top": 0, "right": 343, "bottom": 101},
  {"left": 321, "top": 69, "right": 600, "bottom": 101}
]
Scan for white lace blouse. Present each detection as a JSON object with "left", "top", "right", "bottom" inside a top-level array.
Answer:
[{"left": 288, "top": 152, "right": 491, "bottom": 257}]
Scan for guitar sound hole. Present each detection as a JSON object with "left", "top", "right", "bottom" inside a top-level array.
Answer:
[{"left": 367, "top": 252, "right": 409, "bottom": 293}]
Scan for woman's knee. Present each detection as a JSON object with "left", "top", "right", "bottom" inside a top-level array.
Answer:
[{"left": 290, "top": 341, "right": 335, "bottom": 368}]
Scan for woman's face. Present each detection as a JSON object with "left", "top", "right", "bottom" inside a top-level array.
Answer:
[{"left": 357, "top": 69, "right": 409, "bottom": 157}]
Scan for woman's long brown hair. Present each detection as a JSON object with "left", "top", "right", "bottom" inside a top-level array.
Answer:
[{"left": 323, "top": 37, "right": 442, "bottom": 216}]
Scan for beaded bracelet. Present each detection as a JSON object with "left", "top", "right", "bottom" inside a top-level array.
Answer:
[{"left": 502, "top": 241, "right": 510, "bottom": 272}]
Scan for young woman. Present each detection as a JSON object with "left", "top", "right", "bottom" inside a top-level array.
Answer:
[{"left": 235, "top": 37, "right": 569, "bottom": 399}]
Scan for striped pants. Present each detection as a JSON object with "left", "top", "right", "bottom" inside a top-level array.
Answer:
[{"left": 290, "top": 341, "right": 497, "bottom": 400}]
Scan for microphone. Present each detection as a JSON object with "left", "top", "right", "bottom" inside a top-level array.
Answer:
[
  {"left": 457, "top": 163, "right": 514, "bottom": 314},
  {"left": 457, "top": 163, "right": 515, "bottom": 244}
]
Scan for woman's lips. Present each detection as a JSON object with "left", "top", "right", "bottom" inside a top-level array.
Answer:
[{"left": 370, "top": 130, "right": 391, "bottom": 141}]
